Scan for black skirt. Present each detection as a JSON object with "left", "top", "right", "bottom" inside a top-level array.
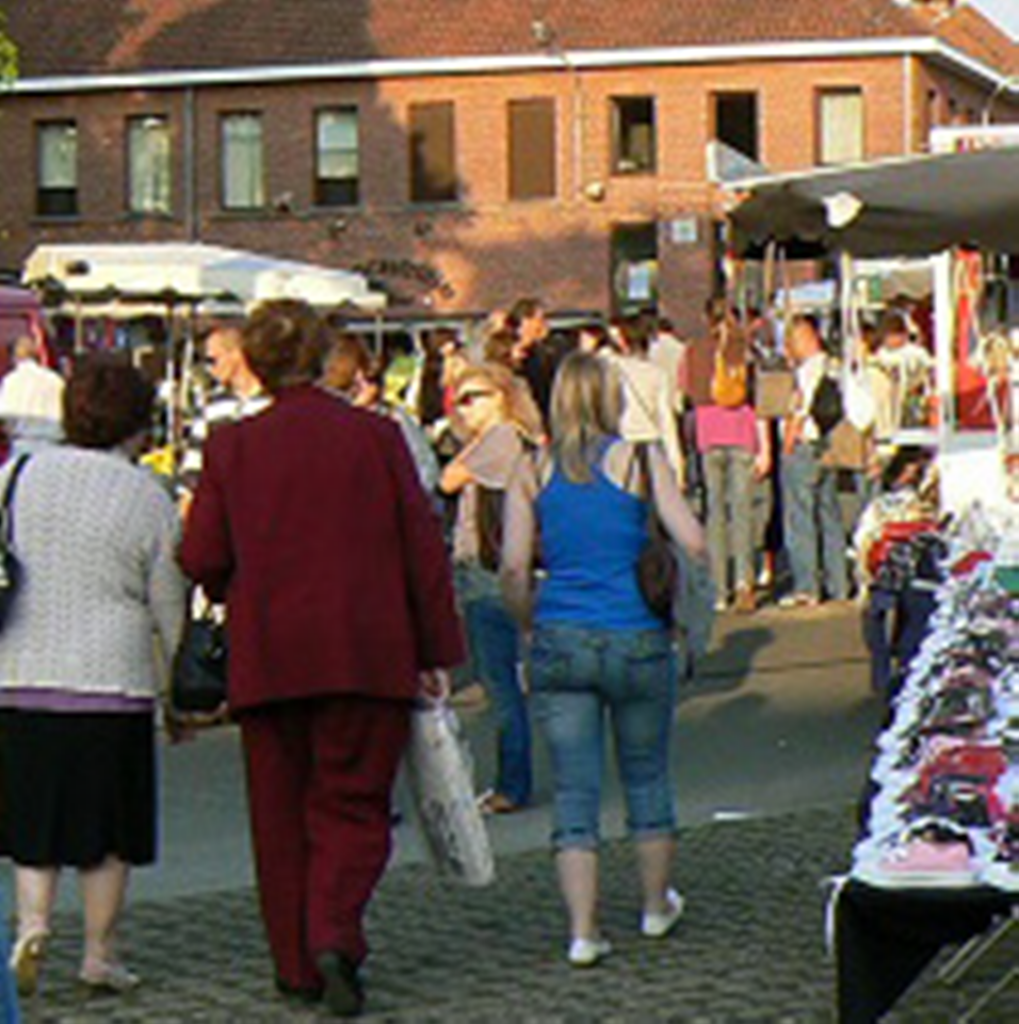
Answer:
[{"left": 0, "top": 708, "right": 156, "bottom": 868}]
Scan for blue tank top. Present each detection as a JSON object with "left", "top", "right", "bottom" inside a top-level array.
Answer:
[{"left": 535, "top": 459, "right": 662, "bottom": 631}]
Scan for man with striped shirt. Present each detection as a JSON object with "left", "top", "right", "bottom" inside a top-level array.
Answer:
[{"left": 180, "top": 322, "right": 271, "bottom": 492}]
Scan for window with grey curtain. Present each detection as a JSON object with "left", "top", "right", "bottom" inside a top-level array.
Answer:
[
  {"left": 221, "top": 113, "right": 265, "bottom": 210},
  {"left": 128, "top": 115, "right": 171, "bottom": 214},
  {"left": 315, "top": 108, "right": 359, "bottom": 206},
  {"left": 37, "top": 121, "right": 78, "bottom": 216}
]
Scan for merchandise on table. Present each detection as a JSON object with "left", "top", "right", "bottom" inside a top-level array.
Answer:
[{"left": 851, "top": 506, "right": 1019, "bottom": 893}]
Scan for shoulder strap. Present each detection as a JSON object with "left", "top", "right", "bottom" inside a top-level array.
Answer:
[{"left": 1, "top": 454, "right": 32, "bottom": 547}]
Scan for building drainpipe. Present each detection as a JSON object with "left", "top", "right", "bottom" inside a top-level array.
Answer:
[
  {"left": 903, "top": 54, "right": 915, "bottom": 154},
  {"left": 183, "top": 85, "right": 198, "bottom": 242}
]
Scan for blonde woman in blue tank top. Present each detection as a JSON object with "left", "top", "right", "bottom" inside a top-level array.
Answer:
[{"left": 501, "top": 352, "right": 705, "bottom": 968}]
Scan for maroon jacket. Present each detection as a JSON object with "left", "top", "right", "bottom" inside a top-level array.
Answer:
[{"left": 179, "top": 384, "right": 464, "bottom": 712}]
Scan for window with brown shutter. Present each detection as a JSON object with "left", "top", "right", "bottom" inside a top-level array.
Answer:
[
  {"left": 409, "top": 102, "right": 457, "bottom": 203},
  {"left": 817, "top": 88, "right": 864, "bottom": 166},
  {"left": 508, "top": 98, "right": 556, "bottom": 200}
]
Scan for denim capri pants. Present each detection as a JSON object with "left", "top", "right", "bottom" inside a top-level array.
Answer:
[{"left": 530, "top": 623, "right": 678, "bottom": 851}]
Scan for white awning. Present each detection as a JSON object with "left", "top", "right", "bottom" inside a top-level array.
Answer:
[{"left": 22, "top": 242, "right": 386, "bottom": 314}]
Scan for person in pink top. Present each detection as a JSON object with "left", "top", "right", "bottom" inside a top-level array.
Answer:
[{"left": 694, "top": 316, "right": 771, "bottom": 613}]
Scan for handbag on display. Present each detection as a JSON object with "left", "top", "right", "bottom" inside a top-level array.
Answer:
[
  {"left": 0, "top": 455, "right": 31, "bottom": 632},
  {"left": 172, "top": 595, "right": 229, "bottom": 713},
  {"left": 404, "top": 700, "right": 495, "bottom": 887}
]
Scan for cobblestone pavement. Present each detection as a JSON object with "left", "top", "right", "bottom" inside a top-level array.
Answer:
[{"left": 21, "top": 806, "right": 858, "bottom": 1024}]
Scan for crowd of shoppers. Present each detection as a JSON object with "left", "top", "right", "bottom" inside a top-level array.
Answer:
[{"left": 0, "top": 282, "right": 938, "bottom": 1017}]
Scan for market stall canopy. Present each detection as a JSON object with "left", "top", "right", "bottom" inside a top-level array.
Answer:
[
  {"left": 22, "top": 242, "right": 387, "bottom": 314},
  {"left": 727, "top": 146, "right": 1019, "bottom": 259}
]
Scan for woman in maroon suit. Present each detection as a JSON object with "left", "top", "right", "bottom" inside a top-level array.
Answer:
[{"left": 179, "top": 300, "right": 463, "bottom": 1017}]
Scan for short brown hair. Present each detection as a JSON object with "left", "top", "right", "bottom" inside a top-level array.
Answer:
[
  {"left": 482, "top": 328, "right": 517, "bottom": 369},
  {"left": 242, "top": 299, "right": 330, "bottom": 394},
  {"left": 64, "top": 354, "right": 154, "bottom": 450},
  {"left": 322, "top": 333, "right": 372, "bottom": 393}
]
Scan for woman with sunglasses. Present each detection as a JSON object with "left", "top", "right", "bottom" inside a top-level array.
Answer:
[
  {"left": 440, "top": 363, "right": 544, "bottom": 815},
  {"left": 500, "top": 352, "right": 705, "bottom": 967}
]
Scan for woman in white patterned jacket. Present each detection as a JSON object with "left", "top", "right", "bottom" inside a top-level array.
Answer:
[{"left": 0, "top": 355, "right": 186, "bottom": 999}]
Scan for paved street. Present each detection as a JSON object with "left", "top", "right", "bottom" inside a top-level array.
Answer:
[{"left": 15, "top": 603, "right": 896, "bottom": 1022}]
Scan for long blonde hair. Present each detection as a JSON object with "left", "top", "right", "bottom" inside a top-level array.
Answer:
[
  {"left": 549, "top": 352, "right": 622, "bottom": 483},
  {"left": 451, "top": 361, "right": 544, "bottom": 442}
]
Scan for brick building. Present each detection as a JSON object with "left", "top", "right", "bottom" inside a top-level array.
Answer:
[{"left": 0, "top": 0, "right": 1016, "bottom": 333}]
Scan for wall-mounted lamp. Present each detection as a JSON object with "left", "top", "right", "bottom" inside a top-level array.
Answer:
[{"left": 273, "top": 191, "right": 295, "bottom": 214}]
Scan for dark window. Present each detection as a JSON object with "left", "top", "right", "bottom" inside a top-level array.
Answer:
[
  {"left": 409, "top": 102, "right": 457, "bottom": 203},
  {"left": 315, "top": 108, "right": 359, "bottom": 207},
  {"left": 37, "top": 121, "right": 78, "bottom": 217},
  {"left": 220, "top": 112, "right": 265, "bottom": 210},
  {"left": 610, "top": 222, "right": 658, "bottom": 316},
  {"left": 714, "top": 93, "right": 759, "bottom": 162},
  {"left": 508, "top": 99, "right": 556, "bottom": 200},
  {"left": 611, "top": 97, "right": 656, "bottom": 175}
]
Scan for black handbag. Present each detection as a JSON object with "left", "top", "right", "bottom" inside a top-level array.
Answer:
[
  {"left": 0, "top": 455, "right": 31, "bottom": 632},
  {"left": 172, "top": 602, "right": 229, "bottom": 713},
  {"left": 633, "top": 445, "right": 679, "bottom": 623}
]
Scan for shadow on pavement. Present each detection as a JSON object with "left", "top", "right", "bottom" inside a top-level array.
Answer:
[{"left": 686, "top": 625, "right": 775, "bottom": 697}]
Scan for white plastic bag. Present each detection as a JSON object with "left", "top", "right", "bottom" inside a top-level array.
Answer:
[
  {"left": 404, "top": 700, "right": 495, "bottom": 887},
  {"left": 844, "top": 371, "right": 877, "bottom": 432}
]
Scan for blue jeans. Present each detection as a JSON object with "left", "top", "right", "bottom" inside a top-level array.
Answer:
[
  {"left": 863, "top": 585, "right": 937, "bottom": 701},
  {"left": 530, "top": 624, "right": 678, "bottom": 851},
  {"left": 458, "top": 568, "right": 532, "bottom": 806},
  {"left": 0, "top": 886, "right": 18, "bottom": 1024},
  {"left": 703, "top": 446, "right": 755, "bottom": 596},
  {"left": 781, "top": 442, "right": 848, "bottom": 600}
]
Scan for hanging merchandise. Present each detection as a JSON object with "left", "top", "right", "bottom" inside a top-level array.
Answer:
[{"left": 954, "top": 249, "right": 995, "bottom": 430}]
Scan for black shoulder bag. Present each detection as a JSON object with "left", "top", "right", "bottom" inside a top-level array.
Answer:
[
  {"left": 0, "top": 455, "right": 32, "bottom": 632},
  {"left": 172, "top": 595, "right": 229, "bottom": 713},
  {"left": 633, "top": 444, "right": 679, "bottom": 623}
]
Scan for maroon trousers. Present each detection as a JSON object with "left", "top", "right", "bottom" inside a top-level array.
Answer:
[{"left": 238, "top": 695, "right": 412, "bottom": 990}]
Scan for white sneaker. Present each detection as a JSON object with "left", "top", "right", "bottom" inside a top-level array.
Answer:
[
  {"left": 567, "top": 936, "right": 612, "bottom": 967},
  {"left": 641, "top": 888, "right": 685, "bottom": 938}
]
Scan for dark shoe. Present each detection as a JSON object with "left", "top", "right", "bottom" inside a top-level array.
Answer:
[
  {"left": 275, "top": 976, "right": 323, "bottom": 1005},
  {"left": 315, "top": 951, "right": 364, "bottom": 1018}
]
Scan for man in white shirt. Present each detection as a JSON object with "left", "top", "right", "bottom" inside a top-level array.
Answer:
[
  {"left": 780, "top": 314, "right": 848, "bottom": 607},
  {"left": 648, "top": 317, "right": 687, "bottom": 417},
  {"left": 0, "top": 335, "right": 65, "bottom": 454}
]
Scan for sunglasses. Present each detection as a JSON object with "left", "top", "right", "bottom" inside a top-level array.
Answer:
[{"left": 456, "top": 389, "right": 495, "bottom": 409}]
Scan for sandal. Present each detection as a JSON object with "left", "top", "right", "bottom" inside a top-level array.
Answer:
[
  {"left": 477, "top": 791, "right": 524, "bottom": 815},
  {"left": 79, "top": 959, "right": 141, "bottom": 993},
  {"left": 10, "top": 927, "right": 49, "bottom": 997}
]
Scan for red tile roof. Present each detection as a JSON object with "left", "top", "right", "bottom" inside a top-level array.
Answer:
[
  {"left": 2, "top": 0, "right": 1014, "bottom": 79},
  {"left": 912, "top": 3, "right": 1019, "bottom": 73}
]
